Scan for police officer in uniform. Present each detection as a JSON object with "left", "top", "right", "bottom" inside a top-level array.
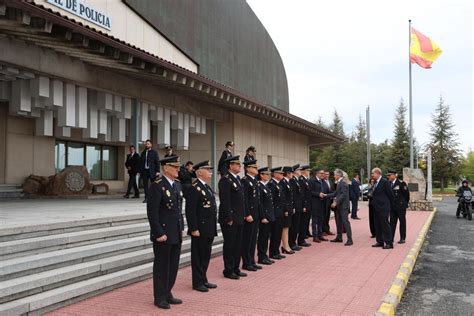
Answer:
[
  {"left": 218, "top": 155, "right": 247, "bottom": 279},
  {"left": 217, "top": 141, "right": 234, "bottom": 176},
  {"left": 241, "top": 159, "right": 262, "bottom": 271},
  {"left": 146, "top": 156, "right": 184, "bottom": 309},
  {"left": 257, "top": 167, "right": 276, "bottom": 265},
  {"left": 268, "top": 167, "right": 286, "bottom": 260},
  {"left": 280, "top": 166, "right": 295, "bottom": 254},
  {"left": 185, "top": 160, "right": 218, "bottom": 293},
  {"left": 298, "top": 165, "right": 312, "bottom": 247},
  {"left": 387, "top": 169, "right": 410, "bottom": 244},
  {"left": 289, "top": 164, "right": 303, "bottom": 251}
]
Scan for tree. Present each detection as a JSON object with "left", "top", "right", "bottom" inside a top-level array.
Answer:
[
  {"left": 428, "top": 96, "right": 463, "bottom": 191},
  {"left": 388, "top": 99, "right": 410, "bottom": 174},
  {"left": 463, "top": 151, "right": 474, "bottom": 181}
]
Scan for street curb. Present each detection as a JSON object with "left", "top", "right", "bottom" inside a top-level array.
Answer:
[{"left": 375, "top": 207, "right": 437, "bottom": 316}]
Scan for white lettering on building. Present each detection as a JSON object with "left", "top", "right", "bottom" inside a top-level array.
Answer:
[{"left": 47, "top": 0, "right": 111, "bottom": 30}]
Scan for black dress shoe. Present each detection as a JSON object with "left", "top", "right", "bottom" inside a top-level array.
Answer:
[
  {"left": 269, "top": 258, "right": 275, "bottom": 263},
  {"left": 142, "top": 199, "right": 147, "bottom": 203},
  {"left": 155, "top": 301, "right": 170, "bottom": 309},
  {"left": 235, "top": 271, "right": 248, "bottom": 277},
  {"left": 351, "top": 217, "right": 361, "bottom": 220},
  {"left": 372, "top": 243, "right": 384, "bottom": 247},
  {"left": 298, "top": 242, "right": 311, "bottom": 247},
  {"left": 383, "top": 244, "right": 394, "bottom": 249},
  {"left": 243, "top": 266, "right": 257, "bottom": 271},
  {"left": 193, "top": 285, "right": 209, "bottom": 292},
  {"left": 370, "top": 235, "right": 376, "bottom": 238},
  {"left": 132, "top": 195, "right": 140, "bottom": 199},
  {"left": 167, "top": 297, "right": 183, "bottom": 305},
  {"left": 319, "top": 236, "right": 329, "bottom": 241},
  {"left": 330, "top": 238, "right": 343, "bottom": 243},
  {"left": 398, "top": 240, "right": 406, "bottom": 244},
  {"left": 270, "top": 255, "right": 281, "bottom": 260},
  {"left": 278, "top": 254, "right": 286, "bottom": 259},
  {"left": 281, "top": 247, "right": 295, "bottom": 254},
  {"left": 204, "top": 282, "right": 217, "bottom": 289},
  {"left": 123, "top": 195, "right": 129, "bottom": 199},
  {"left": 224, "top": 273, "right": 240, "bottom": 280},
  {"left": 258, "top": 259, "right": 272, "bottom": 265},
  {"left": 253, "top": 264, "right": 263, "bottom": 270},
  {"left": 294, "top": 245, "right": 303, "bottom": 251},
  {"left": 344, "top": 241, "right": 353, "bottom": 246}
]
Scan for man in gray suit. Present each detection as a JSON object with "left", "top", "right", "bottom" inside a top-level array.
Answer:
[{"left": 323, "top": 169, "right": 353, "bottom": 246}]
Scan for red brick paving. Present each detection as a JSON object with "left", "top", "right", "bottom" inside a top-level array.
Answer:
[{"left": 49, "top": 206, "right": 430, "bottom": 315}]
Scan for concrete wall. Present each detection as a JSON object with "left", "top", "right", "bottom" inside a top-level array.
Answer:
[
  {"left": 32, "top": 0, "right": 197, "bottom": 72},
  {"left": 0, "top": 103, "right": 7, "bottom": 183},
  {"left": 232, "top": 113, "right": 309, "bottom": 169}
]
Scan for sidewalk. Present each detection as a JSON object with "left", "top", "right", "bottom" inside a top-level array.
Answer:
[{"left": 49, "top": 206, "right": 431, "bottom": 315}]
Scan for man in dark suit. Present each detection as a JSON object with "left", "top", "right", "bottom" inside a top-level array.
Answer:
[
  {"left": 289, "top": 164, "right": 303, "bottom": 251},
  {"left": 309, "top": 168, "right": 328, "bottom": 243},
  {"left": 178, "top": 161, "right": 194, "bottom": 198},
  {"left": 124, "top": 145, "right": 140, "bottom": 199},
  {"left": 387, "top": 169, "right": 410, "bottom": 244},
  {"left": 184, "top": 160, "right": 218, "bottom": 293},
  {"left": 140, "top": 139, "right": 160, "bottom": 203},
  {"left": 280, "top": 167, "right": 295, "bottom": 254},
  {"left": 146, "top": 155, "right": 184, "bottom": 309},
  {"left": 217, "top": 141, "right": 234, "bottom": 176},
  {"left": 371, "top": 167, "right": 395, "bottom": 249},
  {"left": 218, "top": 155, "right": 247, "bottom": 280},
  {"left": 322, "top": 171, "right": 335, "bottom": 236},
  {"left": 268, "top": 167, "right": 286, "bottom": 260},
  {"left": 298, "top": 165, "right": 312, "bottom": 247},
  {"left": 350, "top": 174, "right": 361, "bottom": 220},
  {"left": 324, "top": 169, "right": 353, "bottom": 246},
  {"left": 257, "top": 167, "right": 276, "bottom": 265},
  {"left": 241, "top": 159, "right": 261, "bottom": 272}
]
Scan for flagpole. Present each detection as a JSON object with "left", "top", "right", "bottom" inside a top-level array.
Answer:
[
  {"left": 409, "top": 19, "right": 414, "bottom": 169},
  {"left": 366, "top": 104, "right": 371, "bottom": 182}
]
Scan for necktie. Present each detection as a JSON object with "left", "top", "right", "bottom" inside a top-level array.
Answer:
[
  {"left": 145, "top": 150, "right": 149, "bottom": 169},
  {"left": 205, "top": 184, "right": 214, "bottom": 196}
]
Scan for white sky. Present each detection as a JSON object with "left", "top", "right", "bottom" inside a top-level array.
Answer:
[{"left": 247, "top": 0, "right": 473, "bottom": 154}]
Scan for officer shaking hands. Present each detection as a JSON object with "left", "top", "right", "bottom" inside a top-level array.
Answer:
[
  {"left": 184, "top": 160, "right": 218, "bottom": 293},
  {"left": 146, "top": 155, "right": 184, "bottom": 310},
  {"left": 387, "top": 169, "right": 410, "bottom": 244}
]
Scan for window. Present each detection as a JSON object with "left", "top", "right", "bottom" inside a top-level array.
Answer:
[{"left": 55, "top": 141, "right": 118, "bottom": 180}]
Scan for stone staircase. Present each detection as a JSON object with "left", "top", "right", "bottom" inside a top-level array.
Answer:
[
  {"left": 0, "top": 184, "right": 23, "bottom": 199},
  {"left": 0, "top": 213, "right": 224, "bottom": 315}
]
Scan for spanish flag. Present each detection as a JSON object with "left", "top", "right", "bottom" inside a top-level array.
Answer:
[{"left": 410, "top": 28, "right": 443, "bottom": 69}]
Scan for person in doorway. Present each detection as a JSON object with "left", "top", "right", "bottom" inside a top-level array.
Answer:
[
  {"left": 140, "top": 140, "right": 160, "bottom": 203},
  {"left": 124, "top": 145, "right": 140, "bottom": 199}
]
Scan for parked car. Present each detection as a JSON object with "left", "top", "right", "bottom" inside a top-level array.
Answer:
[{"left": 361, "top": 184, "right": 369, "bottom": 201}]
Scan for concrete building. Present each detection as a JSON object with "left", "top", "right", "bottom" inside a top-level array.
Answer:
[{"left": 0, "top": 0, "right": 343, "bottom": 191}]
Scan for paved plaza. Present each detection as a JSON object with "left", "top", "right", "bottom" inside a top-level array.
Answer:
[{"left": 43, "top": 204, "right": 431, "bottom": 315}]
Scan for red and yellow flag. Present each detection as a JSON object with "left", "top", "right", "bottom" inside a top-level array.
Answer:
[{"left": 410, "top": 28, "right": 442, "bottom": 69}]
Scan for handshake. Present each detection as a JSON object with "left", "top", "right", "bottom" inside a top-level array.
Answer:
[{"left": 319, "top": 192, "right": 327, "bottom": 198}]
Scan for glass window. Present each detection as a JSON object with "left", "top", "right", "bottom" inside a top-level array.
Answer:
[
  {"left": 102, "top": 146, "right": 117, "bottom": 180},
  {"left": 67, "top": 142, "right": 85, "bottom": 166},
  {"left": 86, "top": 145, "right": 102, "bottom": 180},
  {"left": 55, "top": 141, "right": 66, "bottom": 173}
]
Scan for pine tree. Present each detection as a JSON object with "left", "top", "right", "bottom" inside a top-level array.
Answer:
[
  {"left": 388, "top": 99, "right": 410, "bottom": 174},
  {"left": 429, "top": 96, "right": 463, "bottom": 191}
]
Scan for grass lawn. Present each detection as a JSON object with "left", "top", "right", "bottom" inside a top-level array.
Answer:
[{"left": 432, "top": 187, "right": 457, "bottom": 195}]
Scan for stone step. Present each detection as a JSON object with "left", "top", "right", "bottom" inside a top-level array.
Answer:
[
  {"left": 0, "top": 234, "right": 224, "bottom": 303},
  {"left": 0, "top": 243, "right": 224, "bottom": 315},
  {"left": 0, "top": 213, "right": 148, "bottom": 242},
  {"left": 0, "top": 223, "right": 151, "bottom": 260},
  {"left": 0, "top": 184, "right": 24, "bottom": 199}
]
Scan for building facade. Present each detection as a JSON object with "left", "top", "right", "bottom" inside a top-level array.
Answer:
[{"left": 0, "top": 0, "right": 343, "bottom": 191}]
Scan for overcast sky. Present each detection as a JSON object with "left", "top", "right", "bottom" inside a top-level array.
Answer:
[{"left": 247, "top": 0, "right": 473, "bottom": 154}]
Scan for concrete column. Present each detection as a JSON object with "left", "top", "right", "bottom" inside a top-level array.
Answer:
[
  {"left": 35, "top": 109, "right": 53, "bottom": 136},
  {"left": 45, "top": 80, "right": 63, "bottom": 108},
  {"left": 189, "top": 115, "right": 196, "bottom": 133},
  {"left": 105, "top": 115, "right": 112, "bottom": 142},
  {"left": 55, "top": 126, "right": 71, "bottom": 138},
  {"left": 0, "top": 82, "right": 11, "bottom": 101},
  {"left": 98, "top": 110, "right": 108, "bottom": 135},
  {"left": 75, "top": 86, "right": 87, "bottom": 128},
  {"left": 211, "top": 119, "right": 217, "bottom": 191},
  {"left": 97, "top": 91, "right": 113, "bottom": 111},
  {"left": 11, "top": 79, "right": 31, "bottom": 113},
  {"left": 31, "top": 76, "right": 49, "bottom": 109},
  {"left": 114, "top": 95, "right": 122, "bottom": 113},
  {"left": 130, "top": 98, "right": 139, "bottom": 148},
  {"left": 112, "top": 117, "right": 126, "bottom": 142},
  {"left": 58, "top": 83, "right": 75, "bottom": 127},
  {"left": 139, "top": 102, "right": 149, "bottom": 142},
  {"left": 157, "top": 108, "right": 170, "bottom": 147},
  {"left": 200, "top": 118, "right": 207, "bottom": 135},
  {"left": 177, "top": 113, "right": 189, "bottom": 150},
  {"left": 123, "top": 98, "right": 132, "bottom": 119}
]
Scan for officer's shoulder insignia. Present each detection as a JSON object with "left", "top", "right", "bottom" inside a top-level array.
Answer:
[
  {"left": 196, "top": 186, "right": 201, "bottom": 191},
  {"left": 154, "top": 178, "right": 162, "bottom": 184},
  {"left": 233, "top": 182, "right": 237, "bottom": 188},
  {"left": 224, "top": 174, "right": 230, "bottom": 178}
]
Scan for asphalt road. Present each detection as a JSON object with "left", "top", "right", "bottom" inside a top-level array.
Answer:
[{"left": 398, "top": 197, "right": 474, "bottom": 315}]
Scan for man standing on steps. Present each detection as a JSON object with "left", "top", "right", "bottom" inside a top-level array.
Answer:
[
  {"left": 140, "top": 139, "right": 160, "bottom": 203},
  {"left": 124, "top": 145, "right": 140, "bottom": 199},
  {"left": 241, "top": 159, "right": 262, "bottom": 272},
  {"left": 146, "top": 156, "right": 184, "bottom": 309},
  {"left": 217, "top": 141, "right": 234, "bottom": 176},
  {"left": 371, "top": 167, "right": 395, "bottom": 249},
  {"left": 185, "top": 160, "right": 218, "bottom": 293},
  {"left": 218, "top": 155, "right": 247, "bottom": 280},
  {"left": 387, "top": 169, "right": 410, "bottom": 244}
]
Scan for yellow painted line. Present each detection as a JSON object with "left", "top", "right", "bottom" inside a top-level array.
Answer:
[{"left": 376, "top": 207, "right": 437, "bottom": 315}]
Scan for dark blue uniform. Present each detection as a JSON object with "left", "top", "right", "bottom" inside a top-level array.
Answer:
[
  {"left": 289, "top": 175, "right": 303, "bottom": 248},
  {"left": 390, "top": 179, "right": 410, "bottom": 242},
  {"left": 257, "top": 181, "right": 275, "bottom": 262},
  {"left": 298, "top": 175, "right": 312, "bottom": 246},
  {"left": 241, "top": 175, "right": 260, "bottom": 269},
  {"left": 268, "top": 178, "right": 284, "bottom": 258}
]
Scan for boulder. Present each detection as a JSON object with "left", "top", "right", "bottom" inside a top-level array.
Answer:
[
  {"left": 45, "top": 166, "right": 92, "bottom": 196},
  {"left": 403, "top": 167, "right": 426, "bottom": 202},
  {"left": 22, "top": 175, "right": 49, "bottom": 195}
]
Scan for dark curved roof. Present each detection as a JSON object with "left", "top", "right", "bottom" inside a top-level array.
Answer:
[{"left": 124, "top": 0, "right": 290, "bottom": 112}]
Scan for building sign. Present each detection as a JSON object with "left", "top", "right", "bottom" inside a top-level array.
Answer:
[{"left": 46, "top": 0, "right": 111, "bottom": 30}]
